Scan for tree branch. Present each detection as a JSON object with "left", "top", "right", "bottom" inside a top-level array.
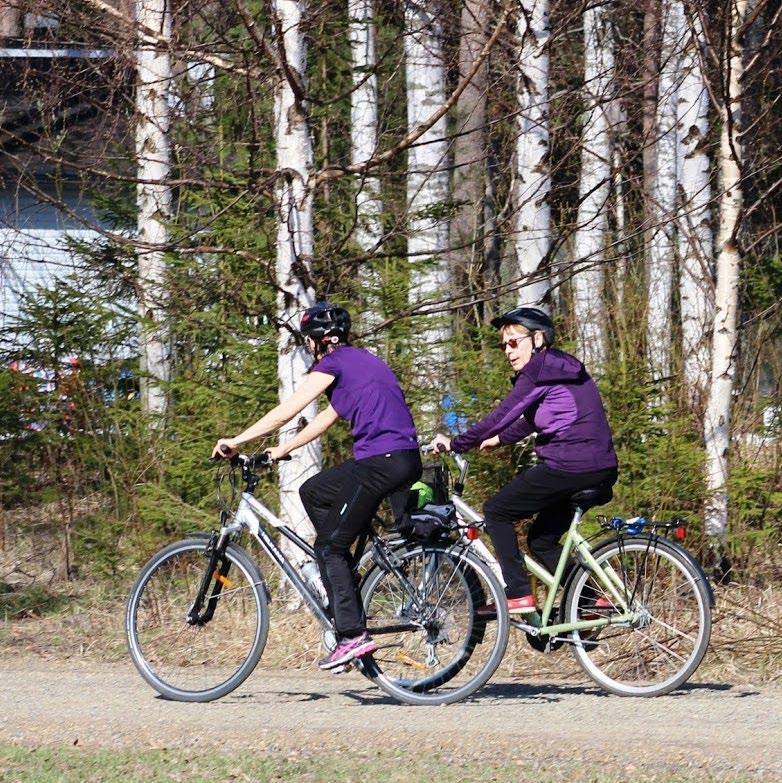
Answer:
[{"left": 311, "top": 2, "right": 513, "bottom": 189}]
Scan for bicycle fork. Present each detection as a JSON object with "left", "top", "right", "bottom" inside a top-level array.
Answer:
[{"left": 187, "top": 526, "right": 232, "bottom": 626}]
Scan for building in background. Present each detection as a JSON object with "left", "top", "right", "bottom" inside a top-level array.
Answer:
[{"left": 0, "top": 1, "right": 114, "bottom": 339}]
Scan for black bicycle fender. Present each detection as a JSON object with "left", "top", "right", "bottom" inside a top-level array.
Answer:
[{"left": 570, "top": 535, "right": 715, "bottom": 609}]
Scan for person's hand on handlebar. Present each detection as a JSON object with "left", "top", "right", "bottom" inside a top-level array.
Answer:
[
  {"left": 264, "top": 445, "right": 289, "bottom": 462},
  {"left": 428, "top": 433, "right": 452, "bottom": 454},
  {"left": 211, "top": 438, "right": 239, "bottom": 460},
  {"left": 479, "top": 435, "right": 500, "bottom": 451}
]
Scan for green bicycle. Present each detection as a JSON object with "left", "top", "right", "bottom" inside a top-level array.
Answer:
[{"left": 414, "top": 453, "right": 714, "bottom": 697}]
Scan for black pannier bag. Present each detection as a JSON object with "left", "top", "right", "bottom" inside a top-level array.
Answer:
[
  {"left": 397, "top": 503, "right": 457, "bottom": 541},
  {"left": 396, "top": 462, "right": 453, "bottom": 539}
]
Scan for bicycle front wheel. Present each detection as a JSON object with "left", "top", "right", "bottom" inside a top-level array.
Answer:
[
  {"left": 564, "top": 536, "right": 712, "bottom": 697},
  {"left": 359, "top": 543, "right": 509, "bottom": 705},
  {"left": 126, "top": 537, "right": 269, "bottom": 702}
]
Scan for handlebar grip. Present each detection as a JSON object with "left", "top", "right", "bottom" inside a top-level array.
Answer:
[{"left": 210, "top": 443, "right": 235, "bottom": 462}]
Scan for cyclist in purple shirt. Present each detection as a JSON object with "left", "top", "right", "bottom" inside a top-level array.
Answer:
[
  {"left": 213, "top": 303, "right": 421, "bottom": 669},
  {"left": 429, "top": 307, "right": 618, "bottom": 616}
]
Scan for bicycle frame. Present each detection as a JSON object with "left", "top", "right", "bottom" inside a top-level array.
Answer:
[
  {"left": 520, "top": 509, "right": 634, "bottom": 636},
  {"left": 446, "top": 455, "right": 636, "bottom": 638},
  {"left": 220, "top": 490, "right": 333, "bottom": 628}
]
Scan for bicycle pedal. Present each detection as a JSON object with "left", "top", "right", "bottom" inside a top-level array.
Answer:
[{"left": 330, "top": 661, "right": 355, "bottom": 675}]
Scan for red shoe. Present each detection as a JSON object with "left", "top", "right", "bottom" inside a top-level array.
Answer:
[
  {"left": 581, "top": 595, "right": 614, "bottom": 620},
  {"left": 507, "top": 595, "right": 538, "bottom": 615},
  {"left": 475, "top": 595, "right": 537, "bottom": 618}
]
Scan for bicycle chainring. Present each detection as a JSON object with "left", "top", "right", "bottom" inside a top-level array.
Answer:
[{"left": 525, "top": 631, "right": 564, "bottom": 653}]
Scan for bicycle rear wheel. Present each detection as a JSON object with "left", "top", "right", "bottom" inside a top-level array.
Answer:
[
  {"left": 359, "top": 542, "right": 508, "bottom": 705},
  {"left": 126, "top": 537, "right": 269, "bottom": 702},
  {"left": 564, "top": 536, "right": 712, "bottom": 696}
]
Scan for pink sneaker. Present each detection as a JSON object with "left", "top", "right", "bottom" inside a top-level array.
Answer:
[{"left": 319, "top": 633, "right": 378, "bottom": 670}]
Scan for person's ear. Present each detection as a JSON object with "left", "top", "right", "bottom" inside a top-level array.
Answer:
[{"left": 533, "top": 332, "right": 544, "bottom": 350}]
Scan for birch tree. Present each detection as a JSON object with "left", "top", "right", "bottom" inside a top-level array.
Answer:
[
  {"left": 704, "top": 0, "right": 747, "bottom": 542},
  {"left": 572, "top": 0, "right": 615, "bottom": 370},
  {"left": 0, "top": 3, "right": 20, "bottom": 38},
  {"left": 514, "top": 0, "right": 551, "bottom": 310},
  {"left": 677, "top": 6, "right": 713, "bottom": 404},
  {"left": 451, "top": 0, "right": 491, "bottom": 306},
  {"left": 646, "top": 0, "right": 682, "bottom": 388},
  {"left": 404, "top": 0, "right": 450, "bottom": 392},
  {"left": 135, "top": 0, "right": 173, "bottom": 416},
  {"left": 640, "top": 0, "right": 660, "bottom": 326},
  {"left": 348, "top": 0, "right": 383, "bottom": 336},
  {"left": 272, "top": 0, "right": 320, "bottom": 557},
  {"left": 611, "top": 98, "right": 628, "bottom": 306}
]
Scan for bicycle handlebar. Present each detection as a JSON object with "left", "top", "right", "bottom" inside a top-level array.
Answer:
[
  {"left": 213, "top": 448, "right": 290, "bottom": 471},
  {"left": 420, "top": 444, "right": 469, "bottom": 490}
]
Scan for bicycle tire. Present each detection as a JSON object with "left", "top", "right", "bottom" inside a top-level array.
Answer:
[
  {"left": 564, "top": 536, "right": 712, "bottom": 697},
  {"left": 126, "top": 537, "right": 269, "bottom": 702},
  {"left": 358, "top": 542, "right": 509, "bottom": 705}
]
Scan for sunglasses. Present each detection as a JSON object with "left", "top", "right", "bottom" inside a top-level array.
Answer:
[{"left": 499, "top": 335, "right": 532, "bottom": 351}]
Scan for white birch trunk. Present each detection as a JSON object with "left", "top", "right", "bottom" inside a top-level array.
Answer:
[
  {"left": 273, "top": 0, "right": 320, "bottom": 555},
  {"left": 572, "top": 0, "right": 615, "bottom": 370},
  {"left": 611, "top": 99, "right": 628, "bottom": 306},
  {"left": 452, "top": 0, "right": 489, "bottom": 297},
  {"left": 135, "top": 0, "right": 172, "bottom": 416},
  {"left": 704, "top": 0, "right": 746, "bottom": 540},
  {"left": 676, "top": 7, "right": 714, "bottom": 404},
  {"left": 349, "top": 0, "right": 383, "bottom": 339},
  {"left": 514, "top": 0, "right": 551, "bottom": 309},
  {"left": 405, "top": 1, "right": 450, "bottom": 392},
  {"left": 646, "top": 0, "right": 682, "bottom": 387},
  {"left": 0, "top": 4, "right": 21, "bottom": 37}
]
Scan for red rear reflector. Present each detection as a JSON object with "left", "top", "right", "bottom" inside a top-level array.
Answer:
[
  {"left": 673, "top": 526, "right": 686, "bottom": 541},
  {"left": 466, "top": 527, "right": 480, "bottom": 541}
]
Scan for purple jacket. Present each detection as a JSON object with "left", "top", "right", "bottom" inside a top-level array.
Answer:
[{"left": 450, "top": 349, "right": 617, "bottom": 473}]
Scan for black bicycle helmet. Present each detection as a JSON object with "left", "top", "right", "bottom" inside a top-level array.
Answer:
[
  {"left": 300, "top": 301, "right": 351, "bottom": 343},
  {"left": 490, "top": 306, "right": 555, "bottom": 346}
]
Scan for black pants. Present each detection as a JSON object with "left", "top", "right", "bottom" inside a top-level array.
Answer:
[
  {"left": 299, "top": 449, "right": 422, "bottom": 638},
  {"left": 483, "top": 463, "right": 618, "bottom": 598}
]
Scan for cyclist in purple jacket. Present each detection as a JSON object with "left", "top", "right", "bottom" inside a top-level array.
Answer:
[
  {"left": 429, "top": 307, "right": 618, "bottom": 615},
  {"left": 213, "top": 303, "right": 421, "bottom": 669}
]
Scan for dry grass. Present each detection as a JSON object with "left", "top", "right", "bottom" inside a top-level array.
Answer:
[
  {"left": 2, "top": 519, "right": 781, "bottom": 683},
  {"left": 2, "top": 578, "right": 781, "bottom": 686}
]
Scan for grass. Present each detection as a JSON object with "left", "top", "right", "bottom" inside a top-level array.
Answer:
[
  {"left": 1, "top": 579, "right": 781, "bottom": 686},
  {"left": 1, "top": 518, "right": 781, "bottom": 681},
  {"left": 0, "top": 743, "right": 766, "bottom": 783}
]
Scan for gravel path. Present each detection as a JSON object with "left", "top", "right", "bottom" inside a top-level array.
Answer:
[{"left": 1, "top": 658, "right": 780, "bottom": 780}]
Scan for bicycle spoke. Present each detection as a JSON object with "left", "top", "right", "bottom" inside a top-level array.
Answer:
[
  {"left": 567, "top": 538, "right": 711, "bottom": 696},
  {"left": 361, "top": 544, "right": 508, "bottom": 704},
  {"left": 127, "top": 540, "right": 268, "bottom": 700}
]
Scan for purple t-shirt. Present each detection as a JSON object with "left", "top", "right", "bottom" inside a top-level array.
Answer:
[{"left": 312, "top": 345, "right": 418, "bottom": 460}]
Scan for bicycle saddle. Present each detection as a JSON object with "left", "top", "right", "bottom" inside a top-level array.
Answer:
[{"left": 570, "top": 485, "right": 613, "bottom": 511}]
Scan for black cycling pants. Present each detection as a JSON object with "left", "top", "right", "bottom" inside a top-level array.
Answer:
[
  {"left": 483, "top": 463, "right": 618, "bottom": 598},
  {"left": 299, "top": 449, "right": 422, "bottom": 638}
]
